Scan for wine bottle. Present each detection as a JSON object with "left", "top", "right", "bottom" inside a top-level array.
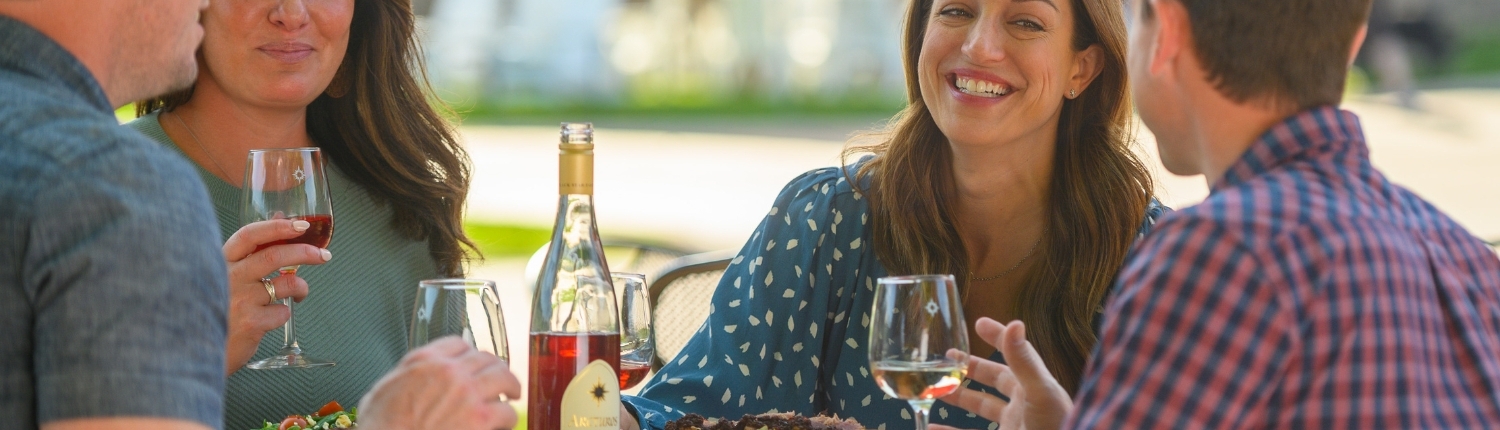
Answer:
[{"left": 530, "top": 122, "right": 622, "bottom": 430}]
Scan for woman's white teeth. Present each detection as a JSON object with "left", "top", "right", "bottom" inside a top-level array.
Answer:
[{"left": 955, "top": 77, "right": 1010, "bottom": 97}]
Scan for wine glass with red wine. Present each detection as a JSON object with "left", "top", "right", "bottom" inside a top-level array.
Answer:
[
  {"left": 612, "top": 272, "right": 653, "bottom": 390},
  {"left": 242, "top": 147, "right": 335, "bottom": 370}
]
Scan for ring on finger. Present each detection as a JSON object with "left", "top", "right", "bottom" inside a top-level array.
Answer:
[{"left": 261, "top": 276, "right": 278, "bottom": 305}]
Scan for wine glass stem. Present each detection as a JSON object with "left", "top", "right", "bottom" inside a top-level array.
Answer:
[
  {"left": 278, "top": 266, "right": 302, "bottom": 354},
  {"left": 281, "top": 299, "right": 300, "bottom": 351},
  {"left": 909, "top": 401, "right": 933, "bottom": 430}
]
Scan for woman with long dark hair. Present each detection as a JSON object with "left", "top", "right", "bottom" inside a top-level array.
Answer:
[
  {"left": 622, "top": 0, "right": 1162, "bottom": 429},
  {"left": 128, "top": 0, "right": 477, "bottom": 427}
]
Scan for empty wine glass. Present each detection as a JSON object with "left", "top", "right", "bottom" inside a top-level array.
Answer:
[
  {"left": 242, "top": 147, "right": 334, "bottom": 370},
  {"left": 868, "top": 274, "right": 970, "bottom": 430},
  {"left": 409, "top": 279, "right": 510, "bottom": 364},
  {"left": 613, "top": 272, "right": 653, "bottom": 390}
]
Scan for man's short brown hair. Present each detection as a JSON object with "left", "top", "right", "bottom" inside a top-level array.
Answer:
[{"left": 1143, "top": 0, "right": 1372, "bottom": 110}]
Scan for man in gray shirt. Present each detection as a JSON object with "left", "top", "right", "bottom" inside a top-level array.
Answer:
[
  {"left": 0, "top": 0, "right": 225, "bottom": 428},
  {"left": 1, "top": 1, "right": 519, "bottom": 429}
]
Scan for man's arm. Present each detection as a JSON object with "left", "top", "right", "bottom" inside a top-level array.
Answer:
[{"left": 42, "top": 418, "right": 211, "bottom": 430}]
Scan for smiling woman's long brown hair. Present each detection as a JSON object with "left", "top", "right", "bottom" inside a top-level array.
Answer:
[
  {"left": 845, "top": 0, "right": 1150, "bottom": 394},
  {"left": 138, "top": 0, "right": 477, "bottom": 276}
]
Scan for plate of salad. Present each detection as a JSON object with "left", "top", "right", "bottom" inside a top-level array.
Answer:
[{"left": 255, "top": 401, "right": 356, "bottom": 430}]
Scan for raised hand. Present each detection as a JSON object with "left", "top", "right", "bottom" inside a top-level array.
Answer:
[{"left": 931, "top": 318, "right": 1072, "bottom": 430}]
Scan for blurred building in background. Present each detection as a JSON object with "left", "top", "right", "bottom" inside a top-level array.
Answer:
[{"left": 416, "top": 0, "right": 908, "bottom": 109}]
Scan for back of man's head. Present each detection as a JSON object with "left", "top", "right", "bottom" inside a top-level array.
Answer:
[{"left": 1143, "top": 0, "right": 1372, "bottom": 111}]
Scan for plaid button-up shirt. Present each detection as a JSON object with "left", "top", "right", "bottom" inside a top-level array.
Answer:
[{"left": 1070, "top": 106, "right": 1500, "bottom": 428}]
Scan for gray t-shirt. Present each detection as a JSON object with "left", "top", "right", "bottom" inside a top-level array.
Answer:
[{"left": 0, "top": 16, "right": 228, "bottom": 429}]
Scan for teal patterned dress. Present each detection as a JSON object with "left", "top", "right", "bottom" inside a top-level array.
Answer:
[{"left": 623, "top": 157, "right": 1166, "bottom": 430}]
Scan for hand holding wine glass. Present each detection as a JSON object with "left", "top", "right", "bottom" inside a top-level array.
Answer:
[
  {"left": 220, "top": 218, "right": 332, "bottom": 373},
  {"left": 868, "top": 275, "right": 970, "bottom": 430},
  {"left": 360, "top": 337, "right": 521, "bottom": 430},
  {"left": 241, "top": 147, "right": 335, "bottom": 369}
]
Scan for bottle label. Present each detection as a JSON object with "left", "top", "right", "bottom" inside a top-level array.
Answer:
[
  {"left": 560, "top": 359, "right": 620, "bottom": 430},
  {"left": 559, "top": 144, "right": 593, "bottom": 195}
]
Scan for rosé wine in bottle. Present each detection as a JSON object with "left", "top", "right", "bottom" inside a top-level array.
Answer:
[{"left": 529, "top": 123, "right": 622, "bottom": 430}]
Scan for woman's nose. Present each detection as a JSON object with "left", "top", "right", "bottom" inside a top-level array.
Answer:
[
  {"left": 269, "top": 0, "right": 310, "bottom": 31},
  {"left": 962, "top": 21, "right": 1008, "bottom": 65}
]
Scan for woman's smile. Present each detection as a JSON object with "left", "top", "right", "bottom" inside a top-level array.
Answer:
[
  {"left": 948, "top": 69, "right": 1018, "bottom": 106},
  {"left": 256, "top": 41, "right": 315, "bottom": 63}
]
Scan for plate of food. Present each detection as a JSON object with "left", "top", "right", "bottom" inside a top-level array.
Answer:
[{"left": 254, "top": 401, "right": 356, "bottom": 430}]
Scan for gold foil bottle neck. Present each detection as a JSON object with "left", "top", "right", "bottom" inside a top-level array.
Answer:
[{"left": 559, "top": 122, "right": 594, "bottom": 195}]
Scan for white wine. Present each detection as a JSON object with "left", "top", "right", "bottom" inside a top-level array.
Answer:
[{"left": 872, "top": 362, "right": 966, "bottom": 400}]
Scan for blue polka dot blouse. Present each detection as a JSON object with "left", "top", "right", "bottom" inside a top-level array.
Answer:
[{"left": 624, "top": 156, "right": 1167, "bottom": 430}]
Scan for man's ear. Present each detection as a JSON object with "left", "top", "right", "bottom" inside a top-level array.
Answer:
[
  {"left": 1348, "top": 24, "right": 1368, "bottom": 67},
  {"left": 1149, "top": 0, "right": 1190, "bottom": 77}
]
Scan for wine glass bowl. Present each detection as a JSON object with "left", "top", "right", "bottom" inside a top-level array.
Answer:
[
  {"left": 868, "top": 274, "right": 970, "bottom": 430},
  {"left": 242, "top": 147, "right": 335, "bottom": 370},
  {"left": 409, "top": 279, "right": 510, "bottom": 363},
  {"left": 612, "top": 272, "right": 653, "bottom": 390}
]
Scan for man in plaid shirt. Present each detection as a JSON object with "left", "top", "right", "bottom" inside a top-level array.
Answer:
[{"left": 937, "top": 0, "right": 1500, "bottom": 428}]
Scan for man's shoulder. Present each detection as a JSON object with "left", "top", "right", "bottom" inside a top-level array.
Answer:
[
  {"left": 0, "top": 107, "right": 203, "bottom": 212},
  {"left": 1164, "top": 164, "right": 1351, "bottom": 248}
]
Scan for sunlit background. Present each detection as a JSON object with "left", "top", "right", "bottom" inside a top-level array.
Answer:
[
  {"left": 413, "top": 0, "right": 1500, "bottom": 251},
  {"left": 407, "top": 0, "right": 1499, "bottom": 414}
]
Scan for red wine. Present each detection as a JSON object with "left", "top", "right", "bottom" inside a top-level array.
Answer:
[
  {"left": 529, "top": 332, "right": 621, "bottom": 430},
  {"left": 619, "top": 360, "right": 650, "bottom": 389},
  {"left": 253, "top": 214, "right": 333, "bottom": 252}
]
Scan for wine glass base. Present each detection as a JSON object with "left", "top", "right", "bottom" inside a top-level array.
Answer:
[{"left": 244, "top": 354, "right": 335, "bottom": 370}]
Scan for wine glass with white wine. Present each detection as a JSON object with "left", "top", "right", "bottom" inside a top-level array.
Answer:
[{"left": 868, "top": 274, "right": 970, "bottom": 430}]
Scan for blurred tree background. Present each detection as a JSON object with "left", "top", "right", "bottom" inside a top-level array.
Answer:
[{"left": 411, "top": 0, "right": 1500, "bottom": 121}]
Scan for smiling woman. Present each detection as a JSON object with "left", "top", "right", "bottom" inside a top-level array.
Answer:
[
  {"left": 853, "top": 0, "right": 1151, "bottom": 394},
  {"left": 620, "top": 0, "right": 1159, "bottom": 429},
  {"left": 126, "top": 0, "right": 480, "bottom": 428}
]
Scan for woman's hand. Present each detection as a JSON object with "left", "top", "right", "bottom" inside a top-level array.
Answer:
[
  {"left": 620, "top": 405, "right": 641, "bottom": 430},
  {"left": 221, "top": 219, "right": 332, "bottom": 374},
  {"left": 358, "top": 337, "right": 521, "bottom": 430},
  {"left": 931, "top": 318, "right": 1073, "bottom": 430}
]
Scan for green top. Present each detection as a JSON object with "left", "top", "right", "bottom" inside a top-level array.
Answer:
[{"left": 126, "top": 112, "right": 441, "bottom": 430}]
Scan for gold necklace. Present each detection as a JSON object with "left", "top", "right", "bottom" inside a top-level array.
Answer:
[
  {"left": 969, "top": 237, "right": 1042, "bottom": 282},
  {"left": 170, "top": 110, "right": 232, "bottom": 181}
]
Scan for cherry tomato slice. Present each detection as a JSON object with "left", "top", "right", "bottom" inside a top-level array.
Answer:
[
  {"left": 278, "top": 416, "right": 310, "bottom": 430},
  {"left": 315, "top": 400, "right": 343, "bottom": 418}
]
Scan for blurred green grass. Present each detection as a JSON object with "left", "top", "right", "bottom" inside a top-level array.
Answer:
[
  {"left": 465, "top": 221, "right": 551, "bottom": 259},
  {"left": 1453, "top": 37, "right": 1500, "bottom": 76}
]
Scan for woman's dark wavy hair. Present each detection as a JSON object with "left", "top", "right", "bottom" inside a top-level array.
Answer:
[
  {"left": 844, "top": 0, "right": 1152, "bottom": 394},
  {"left": 140, "top": 0, "right": 478, "bottom": 276}
]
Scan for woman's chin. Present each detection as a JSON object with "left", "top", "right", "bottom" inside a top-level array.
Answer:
[{"left": 249, "top": 86, "right": 329, "bottom": 108}]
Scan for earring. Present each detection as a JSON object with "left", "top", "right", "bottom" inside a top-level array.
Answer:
[{"left": 1069, "top": 89, "right": 1077, "bottom": 99}]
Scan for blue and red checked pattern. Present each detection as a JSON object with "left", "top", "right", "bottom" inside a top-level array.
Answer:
[{"left": 1068, "top": 106, "right": 1500, "bottom": 429}]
